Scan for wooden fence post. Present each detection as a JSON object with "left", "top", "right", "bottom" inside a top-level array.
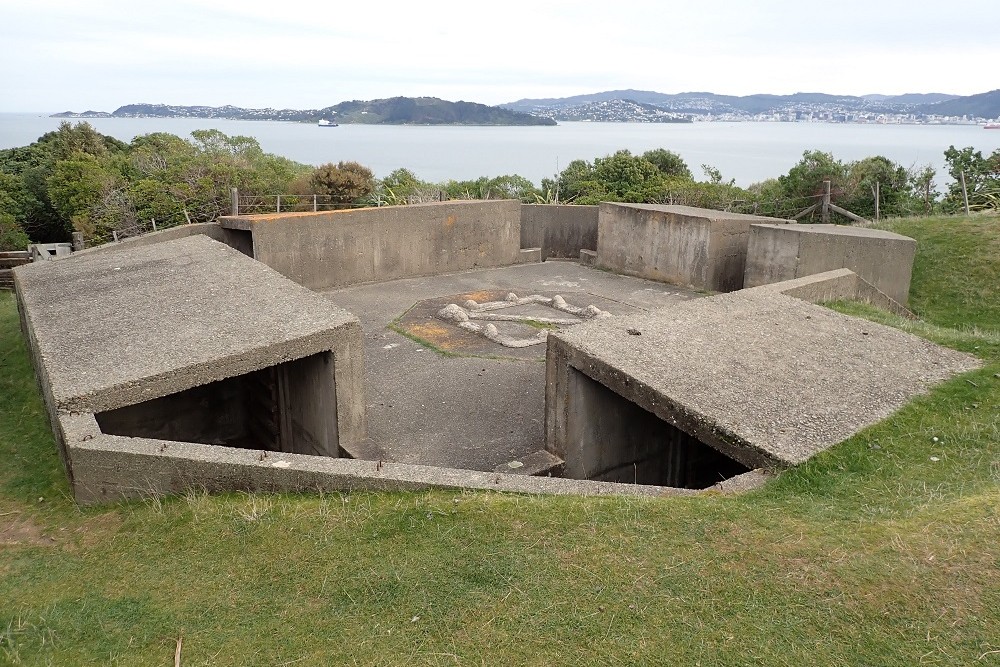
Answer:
[
  {"left": 960, "top": 171, "right": 970, "bottom": 215},
  {"left": 874, "top": 182, "right": 880, "bottom": 222},
  {"left": 821, "top": 180, "right": 831, "bottom": 223}
]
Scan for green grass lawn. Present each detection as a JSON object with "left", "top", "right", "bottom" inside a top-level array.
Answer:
[{"left": 1, "top": 215, "right": 998, "bottom": 666}]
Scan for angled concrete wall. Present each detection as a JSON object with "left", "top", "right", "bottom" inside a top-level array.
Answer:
[
  {"left": 744, "top": 223, "right": 917, "bottom": 304},
  {"left": 69, "top": 222, "right": 253, "bottom": 259},
  {"left": 596, "top": 204, "right": 788, "bottom": 292},
  {"left": 218, "top": 200, "right": 522, "bottom": 290},
  {"left": 520, "top": 205, "right": 599, "bottom": 259},
  {"left": 14, "top": 235, "right": 366, "bottom": 499}
]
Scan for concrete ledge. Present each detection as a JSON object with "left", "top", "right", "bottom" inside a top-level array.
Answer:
[
  {"left": 579, "top": 249, "right": 597, "bottom": 266},
  {"left": 519, "top": 247, "right": 542, "bottom": 263},
  {"left": 744, "top": 223, "right": 917, "bottom": 304},
  {"left": 68, "top": 223, "right": 254, "bottom": 259},
  {"left": 596, "top": 204, "right": 788, "bottom": 292},
  {"left": 746, "top": 268, "right": 915, "bottom": 318},
  {"left": 62, "top": 413, "right": 705, "bottom": 505}
]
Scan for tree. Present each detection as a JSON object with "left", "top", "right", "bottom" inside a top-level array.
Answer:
[
  {"left": 943, "top": 145, "right": 1000, "bottom": 212},
  {"left": 842, "top": 156, "right": 911, "bottom": 219},
  {"left": 0, "top": 212, "right": 29, "bottom": 251},
  {"left": 589, "top": 150, "right": 664, "bottom": 203},
  {"left": 45, "top": 151, "right": 118, "bottom": 238},
  {"left": 309, "top": 161, "right": 375, "bottom": 206},
  {"left": 642, "top": 148, "right": 692, "bottom": 180}
]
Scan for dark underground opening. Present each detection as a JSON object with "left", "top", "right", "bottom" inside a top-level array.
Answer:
[
  {"left": 563, "top": 368, "right": 750, "bottom": 489},
  {"left": 95, "top": 352, "right": 339, "bottom": 457}
]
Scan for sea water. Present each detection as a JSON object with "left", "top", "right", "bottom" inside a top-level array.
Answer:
[{"left": 2, "top": 113, "right": 997, "bottom": 187}]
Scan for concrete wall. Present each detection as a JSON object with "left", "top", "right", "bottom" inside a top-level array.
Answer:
[
  {"left": 70, "top": 222, "right": 253, "bottom": 259},
  {"left": 596, "top": 204, "right": 788, "bottom": 292},
  {"left": 58, "top": 412, "right": 703, "bottom": 506},
  {"left": 218, "top": 200, "right": 522, "bottom": 290},
  {"left": 520, "top": 205, "right": 599, "bottom": 259},
  {"left": 742, "top": 268, "right": 914, "bottom": 318},
  {"left": 744, "top": 223, "right": 917, "bottom": 304}
]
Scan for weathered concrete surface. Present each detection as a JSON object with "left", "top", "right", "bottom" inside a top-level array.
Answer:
[
  {"left": 521, "top": 204, "right": 599, "bottom": 260},
  {"left": 546, "top": 287, "right": 980, "bottom": 473},
  {"left": 744, "top": 223, "right": 917, "bottom": 304},
  {"left": 58, "top": 412, "right": 725, "bottom": 506},
  {"left": 70, "top": 222, "right": 253, "bottom": 259},
  {"left": 323, "top": 261, "right": 702, "bottom": 471},
  {"left": 15, "top": 235, "right": 367, "bottom": 489},
  {"left": 596, "top": 204, "right": 789, "bottom": 292},
  {"left": 748, "top": 267, "right": 914, "bottom": 318},
  {"left": 218, "top": 200, "right": 521, "bottom": 290}
]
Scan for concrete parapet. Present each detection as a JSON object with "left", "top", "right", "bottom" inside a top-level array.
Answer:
[
  {"left": 596, "top": 204, "right": 788, "bottom": 292},
  {"left": 520, "top": 204, "right": 599, "bottom": 260},
  {"left": 68, "top": 222, "right": 253, "bottom": 259},
  {"left": 744, "top": 223, "right": 917, "bottom": 304},
  {"left": 545, "top": 284, "right": 979, "bottom": 478},
  {"left": 745, "top": 268, "right": 914, "bottom": 318},
  {"left": 60, "top": 411, "right": 715, "bottom": 506},
  {"left": 218, "top": 200, "right": 521, "bottom": 290},
  {"left": 518, "top": 247, "right": 542, "bottom": 263},
  {"left": 14, "top": 235, "right": 367, "bottom": 499}
]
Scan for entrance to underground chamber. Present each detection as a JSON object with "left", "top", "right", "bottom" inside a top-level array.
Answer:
[
  {"left": 562, "top": 368, "right": 750, "bottom": 489},
  {"left": 95, "top": 352, "right": 338, "bottom": 457}
]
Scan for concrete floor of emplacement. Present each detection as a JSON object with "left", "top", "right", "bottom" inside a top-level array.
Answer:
[{"left": 324, "top": 261, "right": 702, "bottom": 472}]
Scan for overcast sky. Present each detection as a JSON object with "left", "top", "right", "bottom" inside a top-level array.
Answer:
[{"left": 1, "top": 0, "right": 995, "bottom": 112}]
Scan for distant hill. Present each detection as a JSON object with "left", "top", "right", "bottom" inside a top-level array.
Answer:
[
  {"left": 502, "top": 90, "right": 965, "bottom": 117},
  {"left": 317, "top": 97, "right": 555, "bottom": 125},
  {"left": 919, "top": 89, "right": 1000, "bottom": 119},
  {"left": 51, "top": 98, "right": 556, "bottom": 126}
]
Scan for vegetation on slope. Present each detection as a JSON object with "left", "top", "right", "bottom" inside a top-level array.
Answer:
[
  {"left": 3, "top": 121, "right": 999, "bottom": 250},
  {"left": 0, "top": 214, "right": 997, "bottom": 665}
]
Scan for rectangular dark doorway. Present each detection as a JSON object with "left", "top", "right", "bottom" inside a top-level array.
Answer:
[
  {"left": 96, "top": 352, "right": 338, "bottom": 457},
  {"left": 562, "top": 368, "right": 749, "bottom": 488}
]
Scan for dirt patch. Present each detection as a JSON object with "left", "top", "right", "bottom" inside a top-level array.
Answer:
[{"left": 0, "top": 514, "right": 57, "bottom": 547}]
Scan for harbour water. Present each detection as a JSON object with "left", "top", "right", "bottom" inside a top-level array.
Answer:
[{"left": 2, "top": 113, "right": 998, "bottom": 187}]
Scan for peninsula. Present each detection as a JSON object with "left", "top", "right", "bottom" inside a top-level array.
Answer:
[{"left": 52, "top": 97, "right": 557, "bottom": 126}]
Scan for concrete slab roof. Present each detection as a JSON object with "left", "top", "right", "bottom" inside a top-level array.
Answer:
[
  {"left": 14, "top": 234, "right": 360, "bottom": 413},
  {"left": 550, "top": 288, "right": 980, "bottom": 467},
  {"left": 751, "top": 223, "right": 915, "bottom": 240}
]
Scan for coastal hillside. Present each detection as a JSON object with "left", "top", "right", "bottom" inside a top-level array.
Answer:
[
  {"left": 51, "top": 98, "right": 556, "bottom": 126},
  {"left": 317, "top": 97, "right": 555, "bottom": 126}
]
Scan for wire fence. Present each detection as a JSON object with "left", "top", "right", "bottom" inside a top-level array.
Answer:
[{"left": 235, "top": 194, "right": 350, "bottom": 216}]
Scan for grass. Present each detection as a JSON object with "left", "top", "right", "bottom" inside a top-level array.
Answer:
[{"left": 1, "top": 214, "right": 998, "bottom": 665}]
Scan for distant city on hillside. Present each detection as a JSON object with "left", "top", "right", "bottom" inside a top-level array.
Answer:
[{"left": 52, "top": 89, "right": 1000, "bottom": 126}]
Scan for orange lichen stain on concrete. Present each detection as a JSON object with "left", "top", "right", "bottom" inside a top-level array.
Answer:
[
  {"left": 458, "top": 290, "right": 504, "bottom": 303},
  {"left": 247, "top": 208, "right": 372, "bottom": 222},
  {"left": 444, "top": 215, "right": 456, "bottom": 227},
  {"left": 405, "top": 322, "right": 460, "bottom": 350}
]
